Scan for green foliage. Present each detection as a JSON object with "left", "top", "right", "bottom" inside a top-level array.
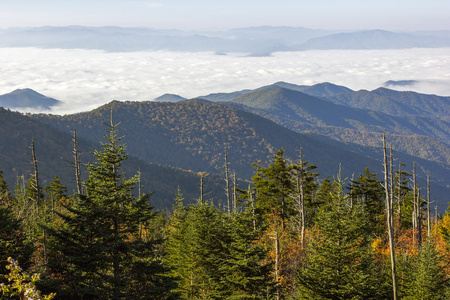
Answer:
[
  {"left": 0, "top": 204, "right": 33, "bottom": 284},
  {"left": 223, "top": 211, "right": 275, "bottom": 299},
  {"left": 0, "top": 257, "right": 56, "bottom": 300},
  {"left": 166, "top": 200, "right": 274, "bottom": 299},
  {"left": 46, "top": 121, "right": 176, "bottom": 299},
  {"left": 297, "top": 177, "right": 386, "bottom": 299},
  {"left": 349, "top": 168, "right": 385, "bottom": 236},
  {"left": 400, "top": 240, "right": 449, "bottom": 299},
  {"left": 252, "top": 149, "right": 294, "bottom": 224}
]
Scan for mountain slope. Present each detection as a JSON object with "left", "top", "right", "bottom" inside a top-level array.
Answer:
[
  {"left": 199, "top": 82, "right": 354, "bottom": 102},
  {"left": 326, "top": 88, "right": 450, "bottom": 121},
  {"left": 31, "top": 100, "right": 450, "bottom": 211},
  {"left": 33, "top": 99, "right": 383, "bottom": 178},
  {"left": 228, "top": 87, "right": 450, "bottom": 144},
  {"left": 0, "top": 89, "right": 60, "bottom": 110},
  {"left": 0, "top": 107, "right": 225, "bottom": 211}
]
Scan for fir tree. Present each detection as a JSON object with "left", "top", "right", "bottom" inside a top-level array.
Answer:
[
  {"left": 252, "top": 149, "right": 294, "bottom": 226},
  {"left": 401, "top": 240, "right": 449, "bottom": 299},
  {"left": 47, "top": 120, "right": 176, "bottom": 299},
  {"left": 221, "top": 210, "right": 275, "bottom": 299},
  {"left": 297, "top": 176, "right": 386, "bottom": 299},
  {"left": 0, "top": 198, "right": 33, "bottom": 285},
  {"left": 349, "top": 168, "right": 385, "bottom": 237}
]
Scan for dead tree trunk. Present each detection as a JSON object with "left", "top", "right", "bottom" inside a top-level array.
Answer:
[
  {"left": 397, "top": 162, "right": 402, "bottom": 226},
  {"left": 138, "top": 168, "right": 143, "bottom": 239},
  {"left": 31, "top": 138, "right": 40, "bottom": 207},
  {"left": 412, "top": 162, "right": 422, "bottom": 247},
  {"left": 294, "top": 150, "right": 306, "bottom": 248},
  {"left": 73, "top": 129, "right": 82, "bottom": 196},
  {"left": 31, "top": 138, "right": 48, "bottom": 272},
  {"left": 199, "top": 173, "right": 204, "bottom": 204},
  {"left": 225, "top": 148, "right": 231, "bottom": 214},
  {"left": 383, "top": 133, "right": 397, "bottom": 300},
  {"left": 271, "top": 231, "right": 280, "bottom": 300},
  {"left": 233, "top": 172, "right": 237, "bottom": 213},
  {"left": 248, "top": 185, "right": 257, "bottom": 231},
  {"left": 389, "top": 145, "right": 394, "bottom": 208},
  {"left": 427, "top": 175, "right": 431, "bottom": 237}
]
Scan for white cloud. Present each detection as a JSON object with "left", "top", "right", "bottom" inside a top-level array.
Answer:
[{"left": 0, "top": 47, "right": 449, "bottom": 115}]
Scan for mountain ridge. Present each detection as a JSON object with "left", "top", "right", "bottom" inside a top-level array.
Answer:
[
  {"left": 1, "top": 26, "right": 449, "bottom": 55},
  {"left": 0, "top": 88, "right": 60, "bottom": 110}
]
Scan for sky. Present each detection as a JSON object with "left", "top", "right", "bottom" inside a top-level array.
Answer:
[{"left": 1, "top": 0, "right": 449, "bottom": 31}]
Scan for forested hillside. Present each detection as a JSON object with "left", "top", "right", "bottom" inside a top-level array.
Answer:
[
  {"left": 33, "top": 99, "right": 384, "bottom": 179},
  {"left": 224, "top": 87, "right": 450, "bottom": 165},
  {"left": 0, "top": 107, "right": 226, "bottom": 211},
  {"left": 1, "top": 121, "right": 449, "bottom": 299},
  {"left": 326, "top": 87, "right": 450, "bottom": 121}
]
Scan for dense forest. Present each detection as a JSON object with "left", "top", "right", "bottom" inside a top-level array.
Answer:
[{"left": 1, "top": 116, "right": 449, "bottom": 299}]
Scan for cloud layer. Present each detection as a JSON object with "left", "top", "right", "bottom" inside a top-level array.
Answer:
[{"left": 0, "top": 47, "right": 449, "bottom": 114}]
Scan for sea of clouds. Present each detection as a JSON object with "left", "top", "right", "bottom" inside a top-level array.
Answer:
[{"left": 0, "top": 47, "right": 449, "bottom": 115}]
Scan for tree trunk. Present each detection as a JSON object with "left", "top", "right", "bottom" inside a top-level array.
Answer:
[
  {"left": 233, "top": 172, "right": 237, "bottom": 213},
  {"left": 397, "top": 162, "right": 402, "bottom": 226},
  {"left": 427, "top": 175, "right": 431, "bottom": 237},
  {"left": 249, "top": 185, "right": 257, "bottom": 231},
  {"left": 32, "top": 138, "right": 48, "bottom": 272},
  {"left": 225, "top": 148, "right": 231, "bottom": 214},
  {"left": 73, "top": 129, "right": 82, "bottom": 196},
  {"left": 383, "top": 133, "right": 397, "bottom": 300},
  {"left": 200, "top": 173, "right": 204, "bottom": 204}
]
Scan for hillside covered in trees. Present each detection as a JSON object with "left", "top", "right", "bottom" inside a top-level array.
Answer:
[
  {"left": 1, "top": 81, "right": 450, "bottom": 299},
  {"left": 1, "top": 120, "right": 449, "bottom": 299}
]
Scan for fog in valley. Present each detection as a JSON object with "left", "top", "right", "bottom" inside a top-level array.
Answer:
[{"left": 1, "top": 47, "right": 449, "bottom": 114}]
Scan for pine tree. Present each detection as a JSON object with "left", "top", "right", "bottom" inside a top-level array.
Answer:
[
  {"left": 252, "top": 149, "right": 294, "bottom": 226},
  {"left": 166, "top": 193, "right": 274, "bottom": 299},
  {"left": 297, "top": 177, "right": 386, "bottom": 299},
  {"left": 166, "top": 201, "right": 228, "bottom": 299},
  {"left": 349, "top": 168, "right": 385, "bottom": 237},
  {"left": 221, "top": 210, "right": 275, "bottom": 299},
  {"left": 401, "top": 240, "right": 448, "bottom": 299},
  {"left": 47, "top": 120, "right": 176, "bottom": 299},
  {"left": 0, "top": 200, "right": 33, "bottom": 285},
  {"left": 0, "top": 169, "right": 12, "bottom": 203}
]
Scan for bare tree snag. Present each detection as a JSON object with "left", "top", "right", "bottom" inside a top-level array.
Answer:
[
  {"left": 427, "top": 175, "right": 431, "bottom": 237},
  {"left": 383, "top": 133, "right": 397, "bottom": 300},
  {"left": 73, "top": 129, "right": 82, "bottom": 195},
  {"left": 233, "top": 172, "right": 237, "bottom": 213},
  {"left": 31, "top": 138, "right": 48, "bottom": 272},
  {"left": 224, "top": 148, "right": 231, "bottom": 214},
  {"left": 199, "top": 173, "right": 204, "bottom": 204}
]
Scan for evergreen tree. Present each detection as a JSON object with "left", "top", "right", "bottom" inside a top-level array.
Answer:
[
  {"left": 166, "top": 195, "right": 274, "bottom": 299},
  {"left": 401, "top": 240, "right": 448, "bottom": 299},
  {"left": 0, "top": 170, "right": 12, "bottom": 203},
  {"left": 47, "top": 120, "right": 176, "bottom": 299},
  {"left": 166, "top": 201, "right": 228, "bottom": 299},
  {"left": 221, "top": 210, "right": 274, "bottom": 299},
  {"left": 349, "top": 168, "right": 385, "bottom": 237},
  {"left": 297, "top": 177, "right": 386, "bottom": 299},
  {"left": 0, "top": 205, "right": 33, "bottom": 283},
  {"left": 0, "top": 193, "right": 33, "bottom": 285},
  {"left": 252, "top": 149, "right": 294, "bottom": 225}
]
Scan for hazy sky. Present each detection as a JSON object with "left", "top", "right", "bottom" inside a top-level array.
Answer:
[{"left": 1, "top": 0, "right": 449, "bottom": 31}]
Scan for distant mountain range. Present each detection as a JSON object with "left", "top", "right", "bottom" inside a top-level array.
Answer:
[{"left": 1, "top": 26, "right": 449, "bottom": 55}]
